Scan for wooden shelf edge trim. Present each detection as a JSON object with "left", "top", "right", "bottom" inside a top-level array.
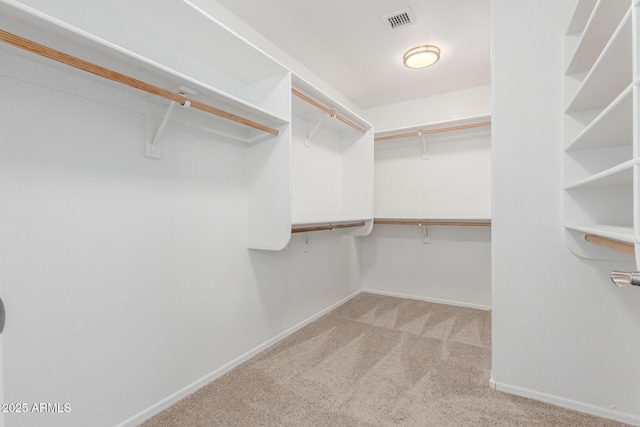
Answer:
[
  {"left": 584, "top": 234, "right": 635, "bottom": 256},
  {"left": 374, "top": 121, "right": 491, "bottom": 142},
  {"left": 291, "top": 221, "right": 366, "bottom": 234},
  {"left": 374, "top": 219, "right": 491, "bottom": 227},
  {"left": 0, "top": 29, "right": 280, "bottom": 136},
  {"left": 291, "top": 88, "right": 367, "bottom": 134}
]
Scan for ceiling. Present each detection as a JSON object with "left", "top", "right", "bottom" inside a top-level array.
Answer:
[{"left": 215, "top": 0, "right": 491, "bottom": 109}]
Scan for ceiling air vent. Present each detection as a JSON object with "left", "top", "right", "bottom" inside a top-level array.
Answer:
[{"left": 382, "top": 8, "right": 417, "bottom": 30}]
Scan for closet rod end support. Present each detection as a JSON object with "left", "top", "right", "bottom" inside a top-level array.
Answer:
[{"left": 610, "top": 271, "right": 640, "bottom": 288}]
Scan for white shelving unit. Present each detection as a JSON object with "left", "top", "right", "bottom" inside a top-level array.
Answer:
[
  {"left": 373, "top": 115, "right": 492, "bottom": 222},
  {"left": 565, "top": 159, "right": 634, "bottom": 189},
  {"left": 565, "top": 8, "right": 632, "bottom": 113},
  {"left": 290, "top": 76, "right": 374, "bottom": 237},
  {"left": 0, "top": 0, "right": 378, "bottom": 251},
  {"left": 0, "top": 0, "right": 291, "bottom": 136},
  {"left": 563, "top": 0, "right": 638, "bottom": 266},
  {"left": 0, "top": 0, "right": 294, "bottom": 251},
  {"left": 565, "top": 224, "right": 635, "bottom": 243},
  {"left": 565, "top": 84, "right": 632, "bottom": 151}
]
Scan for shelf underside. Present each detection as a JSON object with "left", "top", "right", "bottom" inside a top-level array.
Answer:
[
  {"left": 566, "top": 84, "right": 632, "bottom": 151},
  {"left": 566, "top": 0, "right": 597, "bottom": 36},
  {"left": 374, "top": 218, "right": 491, "bottom": 226},
  {"left": 0, "top": 0, "right": 290, "bottom": 143},
  {"left": 565, "top": 224, "right": 634, "bottom": 243},
  {"left": 565, "top": 9, "right": 632, "bottom": 113},
  {"left": 374, "top": 114, "right": 491, "bottom": 141},
  {"left": 292, "top": 92, "right": 368, "bottom": 137},
  {"left": 291, "top": 220, "right": 367, "bottom": 233},
  {"left": 565, "top": 160, "right": 633, "bottom": 189},
  {"left": 291, "top": 76, "right": 371, "bottom": 137},
  {"left": 565, "top": 0, "right": 630, "bottom": 74}
]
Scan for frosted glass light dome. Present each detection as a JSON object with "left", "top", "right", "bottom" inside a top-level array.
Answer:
[{"left": 403, "top": 45, "right": 440, "bottom": 69}]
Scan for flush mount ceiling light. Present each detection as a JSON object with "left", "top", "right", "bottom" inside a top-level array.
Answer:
[{"left": 403, "top": 45, "right": 440, "bottom": 69}]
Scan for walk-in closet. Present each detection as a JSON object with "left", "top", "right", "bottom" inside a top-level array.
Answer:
[{"left": 0, "top": 0, "right": 639, "bottom": 426}]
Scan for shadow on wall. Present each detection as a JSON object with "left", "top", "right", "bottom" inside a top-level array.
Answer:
[{"left": 247, "top": 231, "right": 364, "bottom": 336}]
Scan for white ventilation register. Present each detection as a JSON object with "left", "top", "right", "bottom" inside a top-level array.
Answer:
[{"left": 381, "top": 8, "right": 417, "bottom": 30}]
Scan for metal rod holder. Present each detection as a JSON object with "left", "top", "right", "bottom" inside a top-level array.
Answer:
[
  {"left": 610, "top": 271, "right": 640, "bottom": 288},
  {"left": 0, "top": 297, "right": 5, "bottom": 334}
]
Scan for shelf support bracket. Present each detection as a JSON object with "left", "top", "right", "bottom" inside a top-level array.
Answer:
[
  {"left": 145, "top": 90, "right": 192, "bottom": 160},
  {"left": 145, "top": 100, "right": 177, "bottom": 160},
  {"left": 303, "top": 232, "right": 320, "bottom": 253},
  {"left": 306, "top": 112, "right": 336, "bottom": 147},
  {"left": 420, "top": 133, "right": 430, "bottom": 160},
  {"left": 419, "top": 223, "right": 430, "bottom": 244}
]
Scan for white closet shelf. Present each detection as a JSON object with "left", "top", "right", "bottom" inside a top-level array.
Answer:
[
  {"left": 566, "top": 0, "right": 598, "bottom": 36},
  {"left": 565, "top": 224, "right": 634, "bottom": 243},
  {"left": 565, "top": 0, "right": 630, "bottom": 75},
  {"left": 374, "top": 114, "right": 491, "bottom": 141},
  {"left": 0, "top": 0, "right": 287, "bottom": 87},
  {"left": 292, "top": 216, "right": 373, "bottom": 226},
  {"left": 0, "top": 0, "right": 289, "bottom": 143},
  {"left": 565, "top": 9, "right": 632, "bottom": 113},
  {"left": 563, "top": 1, "right": 637, "bottom": 269},
  {"left": 374, "top": 218, "right": 491, "bottom": 226},
  {"left": 292, "top": 89, "right": 366, "bottom": 136},
  {"left": 290, "top": 74, "right": 373, "bottom": 236},
  {"left": 565, "top": 159, "right": 634, "bottom": 189},
  {"left": 291, "top": 76, "right": 371, "bottom": 137},
  {"left": 291, "top": 220, "right": 369, "bottom": 234},
  {"left": 565, "top": 83, "right": 633, "bottom": 151},
  {"left": 566, "top": 225, "right": 635, "bottom": 257}
]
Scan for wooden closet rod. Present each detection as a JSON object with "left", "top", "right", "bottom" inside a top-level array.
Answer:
[
  {"left": 0, "top": 29, "right": 279, "bottom": 136},
  {"left": 374, "top": 121, "right": 491, "bottom": 142},
  {"left": 585, "top": 234, "right": 635, "bottom": 256},
  {"left": 374, "top": 219, "right": 491, "bottom": 227},
  {"left": 291, "top": 221, "right": 366, "bottom": 234},
  {"left": 291, "top": 88, "right": 367, "bottom": 134}
]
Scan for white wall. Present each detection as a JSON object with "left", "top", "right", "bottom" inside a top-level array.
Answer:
[
  {"left": 492, "top": 0, "right": 640, "bottom": 424},
  {"left": 364, "top": 85, "right": 491, "bottom": 132},
  {"left": 373, "top": 126, "right": 491, "bottom": 219},
  {"left": 361, "top": 86, "right": 492, "bottom": 308},
  {"left": 362, "top": 225, "right": 492, "bottom": 309},
  {"left": 0, "top": 51, "right": 361, "bottom": 427}
]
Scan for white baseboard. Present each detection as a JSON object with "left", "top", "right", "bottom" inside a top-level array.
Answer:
[
  {"left": 492, "top": 380, "right": 640, "bottom": 426},
  {"left": 363, "top": 289, "right": 492, "bottom": 311},
  {"left": 116, "top": 289, "right": 363, "bottom": 427}
]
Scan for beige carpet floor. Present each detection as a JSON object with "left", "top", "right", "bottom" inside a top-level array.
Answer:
[{"left": 142, "top": 293, "right": 629, "bottom": 426}]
